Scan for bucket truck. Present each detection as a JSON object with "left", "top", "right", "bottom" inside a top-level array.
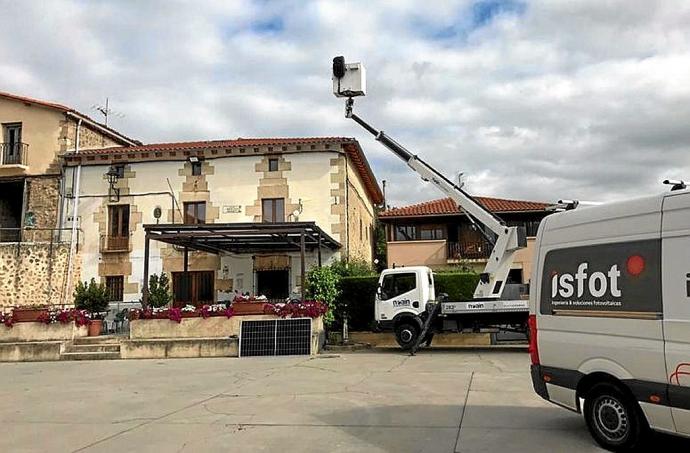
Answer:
[{"left": 332, "top": 56, "right": 532, "bottom": 353}]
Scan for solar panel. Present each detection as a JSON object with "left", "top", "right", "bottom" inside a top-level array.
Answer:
[{"left": 240, "top": 318, "right": 312, "bottom": 357}]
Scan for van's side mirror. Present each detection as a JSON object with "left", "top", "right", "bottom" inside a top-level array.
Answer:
[{"left": 438, "top": 293, "right": 449, "bottom": 302}]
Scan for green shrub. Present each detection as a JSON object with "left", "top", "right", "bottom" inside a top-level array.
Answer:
[
  {"left": 74, "top": 278, "right": 110, "bottom": 318},
  {"left": 305, "top": 265, "right": 341, "bottom": 325},
  {"left": 335, "top": 273, "right": 479, "bottom": 331},
  {"left": 329, "top": 259, "right": 376, "bottom": 278},
  {"left": 434, "top": 273, "right": 479, "bottom": 300},
  {"left": 148, "top": 273, "right": 172, "bottom": 308},
  {"left": 337, "top": 276, "right": 379, "bottom": 331}
]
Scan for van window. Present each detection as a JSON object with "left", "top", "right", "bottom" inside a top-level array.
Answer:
[{"left": 380, "top": 273, "right": 417, "bottom": 301}]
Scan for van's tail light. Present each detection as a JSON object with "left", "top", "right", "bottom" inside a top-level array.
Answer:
[{"left": 528, "top": 314, "right": 540, "bottom": 365}]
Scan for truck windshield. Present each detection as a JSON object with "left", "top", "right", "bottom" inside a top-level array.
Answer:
[{"left": 380, "top": 273, "right": 417, "bottom": 300}]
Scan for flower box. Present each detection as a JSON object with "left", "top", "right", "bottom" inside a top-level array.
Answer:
[
  {"left": 232, "top": 302, "right": 271, "bottom": 316},
  {"left": 12, "top": 308, "right": 49, "bottom": 323}
]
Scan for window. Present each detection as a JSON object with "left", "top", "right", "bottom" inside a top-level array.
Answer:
[
  {"left": 507, "top": 220, "right": 541, "bottom": 237},
  {"left": 392, "top": 224, "right": 445, "bottom": 241},
  {"left": 394, "top": 225, "right": 417, "bottom": 241},
  {"left": 107, "top": 205, "right": 130, "bottom": 250},
  {"left": 113, "top": 165, "right": 125, "bottom": 178},
  {"left": 105, "top": 276, "right": 124, "bottom": 301},
  {"left": 184, "top": 201, "right": 206, "bottom": 224},
  {"left": 172, "top": 271, "right": 214, "bottom": 306},
  {"left": 2, "top": 123, "right": 22, "bottom": 165},
  {"left": 380, "top": 272, "right": 417, "bottom": 301},
  {"left": 262, "top": 198, "right": 285, "bottom": 223},
  {"left": 191, "top": 161, "right": 202, "bottom": 176},
  {"left": 268, "top": 158, "right": 279, "bottom": 172},
  {"left": 420, "top": 224, "right": 446, "bottom": 240}
]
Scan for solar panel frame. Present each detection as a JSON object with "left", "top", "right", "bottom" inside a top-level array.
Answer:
[{"left": 239, "top": 318, "right": 312, "bottom": 357}]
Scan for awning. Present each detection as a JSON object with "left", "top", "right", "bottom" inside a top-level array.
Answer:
[{"left": 143, "top": 222, "right": 340, "bottom": 254}]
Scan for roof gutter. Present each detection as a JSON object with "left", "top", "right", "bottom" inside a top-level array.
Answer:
[{"left": 66, "top": 111, "right": 139, "bottom": 146}]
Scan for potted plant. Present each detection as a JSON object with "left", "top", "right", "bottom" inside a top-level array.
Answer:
[{"left": 74, "top": 279, "right": 110, "bottom": 336}]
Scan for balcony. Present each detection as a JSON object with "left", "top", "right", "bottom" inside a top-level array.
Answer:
[
  {"left": 100, "top": 235, "right": 131, "bottom": 253},
  {"left": 447, "top": 240, "right": 491, "bottom": 261},
  {"left": 1, "top": 142, "right": 28, "bottom": 166}
]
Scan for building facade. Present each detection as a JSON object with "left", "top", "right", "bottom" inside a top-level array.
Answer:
[
  {"left": 62, "top": 138, "right": 382, "bottom": 305},
  {"left": 380, "top": 197, "right": 551, "bottom": 284},
  {"left": 0, "top": 92, "right": 138, "bottom": 309}
]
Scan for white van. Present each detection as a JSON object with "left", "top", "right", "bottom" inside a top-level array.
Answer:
[{"left": 529, "top": 188, "right": 690, "bottom": 450}]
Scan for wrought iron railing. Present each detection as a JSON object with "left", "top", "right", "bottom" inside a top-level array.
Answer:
[
  {"left": 0, "top": 142, "right": 28, "bottom": 166},
  {"left": 447, "top": 240, "right": 491, "bottom": 260}
]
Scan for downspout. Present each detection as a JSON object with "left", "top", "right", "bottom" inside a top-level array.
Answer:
[
  {"left": 64, "top": 118, "right": 82, "bottom": 306},
  {"left": 344, "top": 153, "right": 350, "bottom": 261}
]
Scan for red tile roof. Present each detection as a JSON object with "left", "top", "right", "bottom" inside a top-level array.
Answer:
[
  {"left": 380, "top": 196, "right": 551, "bottom": 218},
  {"left": 0, "top": 90, "right": 140, "bottom": 145},
  {"left": 68, "top": 137, "right": 355, "bottom": 155},
  {"left": 64, "top": 137, "right": 384, "bottom": 205}
]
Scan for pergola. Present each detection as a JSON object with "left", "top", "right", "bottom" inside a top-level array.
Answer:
[{"left": 142, "top": 222, "right": 341, "bottom": 307}]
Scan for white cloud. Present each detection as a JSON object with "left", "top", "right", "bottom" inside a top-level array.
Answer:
[{"left": 1, "top": 0, "right": 690, "bottom": 208}]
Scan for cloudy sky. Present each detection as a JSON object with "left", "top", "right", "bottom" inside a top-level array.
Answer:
[{"left": 2, "top": 0, "right": 690, "bottom": 208}]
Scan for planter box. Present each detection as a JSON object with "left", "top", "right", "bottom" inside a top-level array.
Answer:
[
  {"left": 232, "top": 302, "right": 270, "bottom": 316},
  {"left": 0, "top": 322, "right": 88, "bottom": 343},
  {"left": 130, "top": 314, "right": 324, "bottom": 342},
  {"left": 12, "top": 308, "right": 49, "bottom": 323}
]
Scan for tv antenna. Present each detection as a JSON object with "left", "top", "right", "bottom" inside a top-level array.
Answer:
[{"left": 91, "top": 97, "right": 124, "bottom": 127}]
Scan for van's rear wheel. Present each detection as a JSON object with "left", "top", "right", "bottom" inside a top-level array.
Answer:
[
  {"left": 394, "top": 322, "right": 419, "bottom": 350},
  {"left": 584, "top": 383, "right": 647, "bottom": 451}
]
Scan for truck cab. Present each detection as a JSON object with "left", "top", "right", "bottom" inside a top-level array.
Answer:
[{"left": 375, "top": 266, "right": 436, "bottom": 348}]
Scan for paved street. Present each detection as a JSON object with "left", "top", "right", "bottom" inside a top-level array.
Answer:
[{"left": 1, "top": 349, "right": 687, "bottom": 452}]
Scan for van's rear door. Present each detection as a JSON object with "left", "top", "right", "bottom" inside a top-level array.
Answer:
[{"left": 662, "top": 191, "right": 690, "bottom": 434}]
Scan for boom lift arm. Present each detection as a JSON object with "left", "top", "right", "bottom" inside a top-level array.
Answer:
[{"left": 334, "top": 60, "right": 526, "bottom": 299}]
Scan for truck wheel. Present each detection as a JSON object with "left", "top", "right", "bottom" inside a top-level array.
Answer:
[
  {"left": 394, "top": 322, "right": 419, "bottom": 350},
  {"left": 583, "top": 383, "right": 648, "bottom": 451}
]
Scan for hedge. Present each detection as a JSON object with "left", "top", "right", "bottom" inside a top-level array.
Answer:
[{"left": 335, "top": 273, "right": 480, "bottom": 331}]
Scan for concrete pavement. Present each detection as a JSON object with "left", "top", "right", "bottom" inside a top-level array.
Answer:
[{"left": 1, "top": 350, "right": 687, "bottom": 452}]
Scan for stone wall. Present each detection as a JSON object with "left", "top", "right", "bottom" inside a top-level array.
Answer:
[
  {"left": 23, "top": 176, "right": 61, "bottom": 242},
  {"left": 346, "top": 157, "right": 376, "bottom": 263},
  {"left": 60, "top": 119, "right": 125, "bottom": 152},
  {"left": 0, "top": 243, "right": 80, "bottom": 309}
]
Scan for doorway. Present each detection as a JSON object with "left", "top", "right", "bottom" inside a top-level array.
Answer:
[
  {"left": 0, "top": 180, "right": 24, "bottom": 242},
  {"left": 256, "top": 270, "right": 290, "bottom": 300}
]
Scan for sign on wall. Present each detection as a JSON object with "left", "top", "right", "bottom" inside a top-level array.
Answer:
[
  {"left": 223, "top": 205, "right": 242, "bottom": 214},
  {"left": 540, "top": 239, "right": 662, "bottom": 316}
]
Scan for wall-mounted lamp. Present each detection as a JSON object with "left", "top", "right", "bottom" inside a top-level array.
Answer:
[{"left": 106, "top": 166, "right": 120, "bottom": 202}]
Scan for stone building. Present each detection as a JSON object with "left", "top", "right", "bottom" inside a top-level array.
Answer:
[
  {"left": 0, "top": 91, "right": 139, "bottom": 309},
  {"left": 62, "top": 137, "right": 382, "bottom": 305}
]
